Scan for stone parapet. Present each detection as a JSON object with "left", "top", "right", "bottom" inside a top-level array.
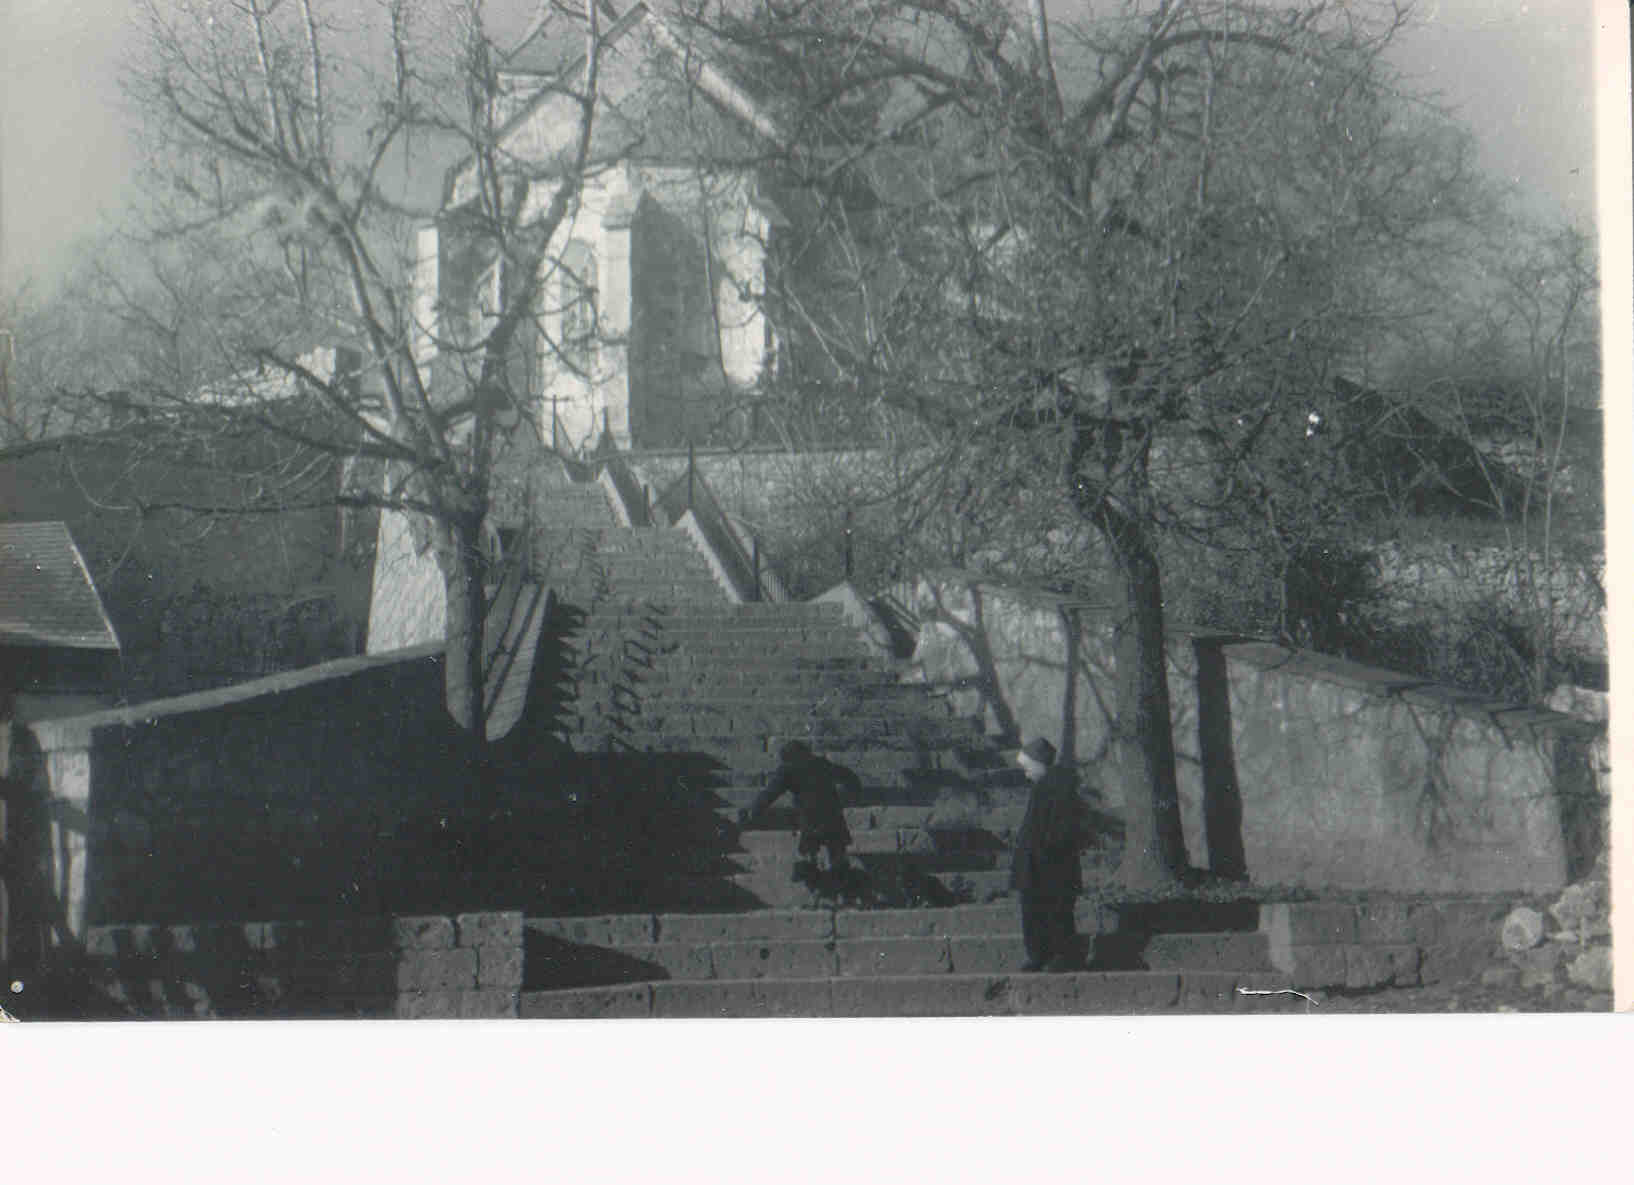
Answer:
[{"left": 65, "top": 910, "right": 523, "bottom": 1021}]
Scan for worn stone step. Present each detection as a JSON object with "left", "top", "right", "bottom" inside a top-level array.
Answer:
[
  {"left": 567, "top": 683, "right": 959, "bottom": 710},
  {"left": 524, "top": 903, "right": 1101, "bottom": 947},
  {"left": 567, "top": 725, "right": 964, "bottom": 752},
  {"left": 541, "top": 557, "right": 716, "bottom": 577},
  {"left": 520, "top": 930, "right": 1282, "bottom": 996},
  {"left": 1137, "top": 931, "right": 1274, "bottom": 972},
  {"left": 567, "top": 671, "right": 890, "bottom": 698},
  {"left": 548, "top": 573, "right": 721, "bottom": 594},
  {"left": 578, "top": 603, "right": 846, "bottom": 626},
  {"left": 568, "top": 644, "right": 874, "bottom": 668},
  {"left": 607, "top": 622, "right": 865, "bottom": 641},
  {"left": 519, "top": 969, "right": 1317, "bottom": 1018},
  {"left": 932, "top": 869, "right": 1015, "bottom": 902},
  {"left": 569, "top": 709, "right": 976, "bottom": 748}
]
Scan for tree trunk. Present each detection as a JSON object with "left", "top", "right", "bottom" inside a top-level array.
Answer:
[
  {"left": 1070, "top": 416, "right": 1189, "bottom": 887},
  {"left": 438, "top": 515, "right": 489, "bottom": 744},
  {"left": 1108, "top": 522, "right": 1189, "bottom": 886}
]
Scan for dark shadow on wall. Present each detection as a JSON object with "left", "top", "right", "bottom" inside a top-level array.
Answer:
[
  {"left": 1192, "top": 637, "right": 1248, "bottom": 883},
  {"left": 1553, "top": 728, "right": 1607, "bottom": 882},
  {"left": 921, "top": 582, "right": 1022, "bottom": 747},
  {"left": 524, "top": 931, "right": 674, "bottom": 991}
]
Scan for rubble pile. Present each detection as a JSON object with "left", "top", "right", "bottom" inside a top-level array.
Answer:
[{"left": 1485, "top": 859, "right": 1612, "bottom": 1009}]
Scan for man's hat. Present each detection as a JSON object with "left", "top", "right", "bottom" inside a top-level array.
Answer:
[{"left": 1017, "top": 738, "right": 1057, "bottom": 767}]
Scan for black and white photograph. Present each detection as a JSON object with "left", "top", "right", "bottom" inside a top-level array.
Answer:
[{"left": 0, "top": 0, "right": 1620, "bottom": 1053}]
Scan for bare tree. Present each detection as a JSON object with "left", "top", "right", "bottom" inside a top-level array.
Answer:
[
  {"left": 116, "top": 0, "right": 620, "bottom": 744},
  {"left": 692, "top": 0, "right": 1487, "bottom": 884},
  {"left": 1381, "top": 220, "right": 1603, "bottom": 702}
]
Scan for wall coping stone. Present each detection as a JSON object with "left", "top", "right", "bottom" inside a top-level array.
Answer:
[
  {"left": 29, "top": 643, "right": 444, "bottom": 751},
  {"left": 915, "top": 571, "right": 1590, "bottom": 739}
]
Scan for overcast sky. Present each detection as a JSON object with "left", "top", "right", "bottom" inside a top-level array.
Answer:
[{"left": 0, "top": 0, "right": 1608, "bottom": 292}]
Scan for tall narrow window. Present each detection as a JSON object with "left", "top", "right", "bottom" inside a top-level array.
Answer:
[{"left": 560, "top": 240, "right": 597, "bottom": 374}]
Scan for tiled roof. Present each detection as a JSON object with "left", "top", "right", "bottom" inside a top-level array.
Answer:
[{"left": 0, "top": 521, "right": 122, "bottom": 651}]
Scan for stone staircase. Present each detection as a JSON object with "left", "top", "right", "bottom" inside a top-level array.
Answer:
[
  {"left": 517, "top": 459, "right": 1037, "bottom": 912},
  {"left": 513, "top": 458, "right": 1325, "bottom": 1015},
  {"left": 519, "top": 900, "right": 1320, "bottom": 1017}
]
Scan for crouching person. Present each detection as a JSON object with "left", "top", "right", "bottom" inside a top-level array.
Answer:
[
  {"left": 740, "top": 740, "right": 860, "bottom": 882},
  {"left": 1010, "top": 738, "right": 1090, "bottom": 972}
]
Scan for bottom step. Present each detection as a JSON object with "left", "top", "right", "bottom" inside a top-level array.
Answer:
[{"left": 520, "top": 970, "right": 1318, "bottom": 1018}]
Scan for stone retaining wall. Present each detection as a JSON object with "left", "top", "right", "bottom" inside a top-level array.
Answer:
[
  {"left": 65, "top": 910, "right": 522, "bottom": 1020},
  {"left": 908, "top": 573, "right": 1597, "bottom": 894},
  {"left": 20, "top": 646, "right": 467, "bottom": 939}
]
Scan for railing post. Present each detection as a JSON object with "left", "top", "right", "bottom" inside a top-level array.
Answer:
[
  {"left": 753, "top": 537, "right": 761, "bottom": 602},
  {"left": 844, "top": 508, "right": 854, "bottom": 582},
  {"left": 686, "top": 438, "right": 695, "bottom": 514}
]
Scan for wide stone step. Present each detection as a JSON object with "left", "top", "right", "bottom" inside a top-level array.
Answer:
[
  {"left": 570, "top": 668, "right": 907, "bottom": 694},
  {"left": 522, "top": 916, "right": 1272, "bottom": 993},
  {"left": 578, "top": 603, "right": 846, "bottom": 626},
  {"left": 519, "top": 969, "right": 1314, "bottom": 1018},
  {"left": 568, "top": 659, "right": 887, "bottom": 684},
  {"left": 572, "top": 633, "right": 898, "bottom": 658},
  {"left": 541, "top": 554, "right": 716, "bottom": 575},
  {"left": 932, "top": 869, "right": 1015, "bottom": 902},
  {"left": 606, "top": 641, "right": 873, "bottom": 662},
  {"left": 567, "top": 704, "right": 975, "bottom": 742},
  {"left": 526, "top": 903, "right": 1091, "bottom": 947},
  {"left": 547, "top": 570, "right": 721, "bottom": 592},
  {"left": 568, "top": 680, "right": 953, "bottom": 706},
  {"left": 1137, "top": 931, "right": 1274, "bottom": 972},
  {"left": 723, "top": 750, "right": 986, "bottom": 780},
  {"left": 566, "top": 730, "right": 975, "bottom": 758},
  {"left": 721, "top": 799, "right": 1027, "bottom": 831}
]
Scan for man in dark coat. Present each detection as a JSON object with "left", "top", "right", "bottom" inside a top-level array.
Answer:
[
  {"left": 1010, "top": 737, "right": 1090, "bottom": 972},
  {"left": 740, "top": 740, "right": 860, "bottom": 878}
]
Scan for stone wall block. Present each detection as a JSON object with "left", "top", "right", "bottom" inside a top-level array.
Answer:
[
  {"left": 477, "top": 943, "right": 525, "bottom": 989},
  {"left": 1282, "top": 904, "right": 1359, "bottom": 945},
  {"left": 395, "top": 947, "right": 478, "bottom": 992},
  {"left": 179, "top": 980, "right": 216, "bottom": 1019},
  {"left": 332, "top": 953, "right": 398, "bottom": 995},
  {"left": 947, "top": 935, "right": 1026, "bottom": 975},
  {"left": 1566, "top": 947, "right": 1612, "bottom": 993},
  {"left": 251, "top": 973, "right": 289, "bottom": 1010},
  {"left": 1286, "top": 944, "right": 1349, "bottom": 989},
  {"left": 161, "top": 925, "right": 201, "bottom": 955},
  {"left": 836, "top": 936, "right": 951, "bottom": 977},
  {"left": 707, "top": 940, "right": 835, "bottom": 981},
  {"left": 521, "top": 983, "right": 654, "bottom": 1020},
  {"left": 125, "top": 924, "right": 162, "bottom": 957},
  {"left": 459, "top": 989, "right": 520, "bottom": 1019},
  {"left": 392, "top": 915, "right": 456, "bottom": 950},
  {"left": 318, "top": 918, "right": 372, "bottom": 956},
  {"left": 458, "top": 911, "right": 524, "bottom": 949},
  {"left": 531, "top": 914, "right": 655, "bottom": 946},
  {"left": 396, "top": 990, "right": 462, "bottom": 1020},
  {"left": 1345, "top": 944, "right": 1420, "bottom": 990},
  {"left": 1512, "top": 944, "right": 1565, "bottom": 976},
  {"left": 244, "top": 921, "right": 300, "bottom": 958},
  {"left": 658, "top": 910, "right": 830, "bottom": 944},
  {"left": 1355, "top": 902, "right": 1412, "bottom": 944}
]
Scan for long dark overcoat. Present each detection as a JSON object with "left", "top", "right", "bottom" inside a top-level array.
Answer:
[{"left": 1010, "top": 766, "right": 1089, "bottom": 894}]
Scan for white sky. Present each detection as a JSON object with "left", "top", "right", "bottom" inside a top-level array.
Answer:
[{"left": 0, "top": 0, "right": 1608, "bottom": 291}]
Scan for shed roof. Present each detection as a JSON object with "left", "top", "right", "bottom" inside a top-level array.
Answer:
[{"left": 0, "top": 521, "right": 122, "bottom": 651}]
